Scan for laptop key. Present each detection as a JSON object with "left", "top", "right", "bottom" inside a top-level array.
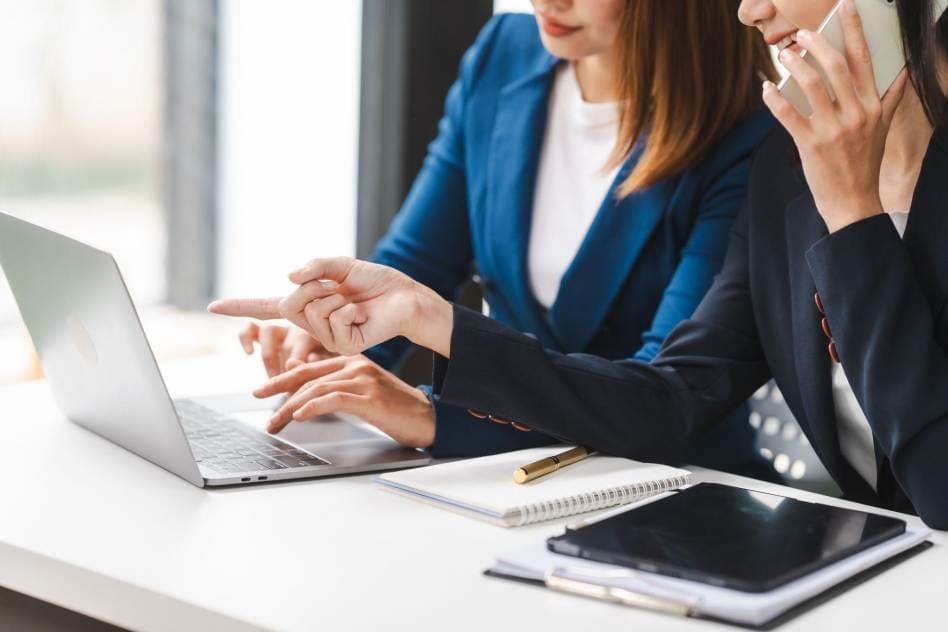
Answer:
[
  {"left": 236, "top": 459, "right": 275, "bottom": 471},
  {"left": 272, "top": 454, "right": 309, "bottom": 468},
  {"left": 229, "top": 460, "right": 259, "bottom": 471}
]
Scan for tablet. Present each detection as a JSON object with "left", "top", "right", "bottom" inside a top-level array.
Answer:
[{"left": 547, "top": 483, "right": 906, "bottom": 593}]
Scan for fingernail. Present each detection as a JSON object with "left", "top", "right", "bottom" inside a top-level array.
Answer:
[
  {"left": 779, "top": 48, "right": 792, "bottom": 63},
  {"left": 796, "top": 30, "right": 812, "bottom": 42},
  {"left": 762, "top": 80, "right": 775, "bottom": 92},
  {"left": 292, "top": 410, "right": 303, "bottom": 420},
  {"left": 319, "top": 280, "right": 338, "bottom": 290},
  {"left": 840, "top": 0, "right": 853, "bottom": 15}
]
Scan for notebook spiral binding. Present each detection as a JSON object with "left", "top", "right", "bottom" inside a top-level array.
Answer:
[{"left": 513, "top": 474, "right": 689, "bottom": 527}]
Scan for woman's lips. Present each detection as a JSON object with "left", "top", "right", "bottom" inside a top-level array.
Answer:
[{"left": 538, "top": 14, "right": 581, "bottom": 38}]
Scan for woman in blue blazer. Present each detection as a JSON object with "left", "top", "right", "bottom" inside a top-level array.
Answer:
[
  {"left": 217, "top": 0, "right": 948, "bottom": 527},
  {"left": 228, "top": 3, "right": 776, "bottom": 466}
]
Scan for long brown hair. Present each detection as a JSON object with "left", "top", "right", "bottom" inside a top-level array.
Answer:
[{"left": 608, "top": 1, "right": 778, "bottom": 197}]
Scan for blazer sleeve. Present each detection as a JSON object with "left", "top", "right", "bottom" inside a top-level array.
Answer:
[
  {"left": 806, "top": 215, "right": 948, "bottom": 529},
  {"left": 364, "top": 15, "right": 507, "bottom": 369},
  {"left": 431, "top": 207, "right": 772, "bottom": 463},
  {"left": 633, "top": 156, "right": 753, "bottom": 362}
]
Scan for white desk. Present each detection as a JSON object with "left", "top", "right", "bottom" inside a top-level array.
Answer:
[{"left": 0, "top": 354, "right": 943, "bottom": 632}]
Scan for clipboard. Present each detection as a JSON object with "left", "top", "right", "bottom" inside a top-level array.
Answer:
[{"left": 484, "top": 541, "right": 930, "bottom": 629}]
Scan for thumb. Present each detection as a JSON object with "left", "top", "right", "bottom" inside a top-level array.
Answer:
[{"left": 330, "top": 302, "right": 370, "bottom": 355}]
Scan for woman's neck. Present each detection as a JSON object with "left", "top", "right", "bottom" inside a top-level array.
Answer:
[
  {"left": 883, "top": 82, "right": 933, "bottom": 169},
  {"left": 573, "top": 52, "right": 617, "bottom": 103},
  {"left": 885, "top": 53, "right": 948, "bottom": 165},
  {"left": 878, "top": 55, "right": 946, "bottom": 210}
]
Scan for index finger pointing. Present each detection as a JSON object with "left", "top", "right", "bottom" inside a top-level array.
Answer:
[{"left": 207, "top": 297, "right": 283, "bottom": 320}]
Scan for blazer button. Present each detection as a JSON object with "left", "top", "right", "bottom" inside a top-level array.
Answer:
[
  {"left": 814, "top": 292, "right": 825, "bottom": 315},
  {"left": 488, "top": 414, "right": 515, "bottom": 425},
  {"left": 467, "top": 409, "right": 488, "bottom": 418},
  {"left": 821, "top": 317, "right": 832, "bottom": 339},
  {"left": 828, "top": 341, "right": 841, "bottom": 363}
]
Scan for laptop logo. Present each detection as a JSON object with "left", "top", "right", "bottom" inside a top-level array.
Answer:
[{"left": 67, "top": 315, "right": 98, "bottom": 366}]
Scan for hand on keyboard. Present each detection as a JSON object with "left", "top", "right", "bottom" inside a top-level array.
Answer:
[{"left": 251, "top": 355, "right": 436, "bottom": 449}]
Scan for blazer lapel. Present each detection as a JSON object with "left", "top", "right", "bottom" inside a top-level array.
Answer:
[
  {"left": 873, "top": 128, "right": 948, "bottom": 504},
  {"left": 901, "top": 126, "right": 948, "bottom": 318},
  {"left": 483, "top": 54, "right": 559, "bottom": 341},
  {"left": 548, "top": 155, "right": 670, "bottom": 352}
]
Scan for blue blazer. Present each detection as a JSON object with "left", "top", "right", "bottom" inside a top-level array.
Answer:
[{"left": 365, "top": 14, "right": 775, "bottom": 459}]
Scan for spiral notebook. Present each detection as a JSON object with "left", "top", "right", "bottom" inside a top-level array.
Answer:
[{"left": 374, "top": 446, "right": 690, "bottom": 527}]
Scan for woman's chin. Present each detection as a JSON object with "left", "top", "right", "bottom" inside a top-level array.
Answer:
[{"left": 537, "top": 36, "right": 588, "bottom": 62}]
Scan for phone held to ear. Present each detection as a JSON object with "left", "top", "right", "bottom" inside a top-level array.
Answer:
[{"left": 779, "top": 0, "right": 948, "bottom": 116}]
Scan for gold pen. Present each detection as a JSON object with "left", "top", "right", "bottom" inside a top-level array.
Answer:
[{"left": 513, "top": 446, "right": 593, "bottom": 484}]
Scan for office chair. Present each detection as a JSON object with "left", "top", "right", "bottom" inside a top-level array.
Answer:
[{"left": 749, "top": 381, "right": 842, "bottom": 497}]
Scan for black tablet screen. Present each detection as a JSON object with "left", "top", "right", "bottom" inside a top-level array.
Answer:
[{"left": 547, "top": 483, "right": 906, "bottom": 593}]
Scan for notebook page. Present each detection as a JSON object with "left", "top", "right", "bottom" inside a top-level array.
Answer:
[{"left": 377, "top": 447, "right": 689, "bottom": 517}]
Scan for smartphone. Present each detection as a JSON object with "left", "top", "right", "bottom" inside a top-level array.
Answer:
[{"left": 779, "top": 0, "right": 948, "bottom": 116}]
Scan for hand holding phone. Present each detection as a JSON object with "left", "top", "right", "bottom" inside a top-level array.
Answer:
[
  {"left": 779, "top": 0, "right": 948, "bottom": 116},
  {"left": 762, "top": 0, "right": 911, "bottom": 233}
]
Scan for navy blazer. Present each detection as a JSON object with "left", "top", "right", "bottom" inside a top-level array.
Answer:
[
  {"left": 366, "top": 14, "right": 774, "bottom": 460},
  {"left": 430, "top": 122, "right": 948, "bottom": 529}
]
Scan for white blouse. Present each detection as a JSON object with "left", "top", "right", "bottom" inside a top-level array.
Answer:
[
  {"left": 527, "top": 63, "right": 620, "bottom": 309},
  {"left": 833, "top": 211, "right": 909, "bottom": 490}
]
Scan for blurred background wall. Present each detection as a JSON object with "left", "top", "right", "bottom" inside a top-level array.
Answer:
[{"left": 0, "top": 0, "right": 526, "bottom": 384}]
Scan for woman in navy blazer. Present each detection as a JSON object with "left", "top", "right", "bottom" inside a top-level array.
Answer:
[
  {"left": 224, "top": 0, "right": 948, "bottom": 527},
  {"left": 225, "top": 4, "right": 776, "bottom": 465}
]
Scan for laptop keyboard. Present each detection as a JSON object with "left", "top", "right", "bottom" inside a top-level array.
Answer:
[{"left": 174, "top": 399, "right": 329, "bottom": 475}]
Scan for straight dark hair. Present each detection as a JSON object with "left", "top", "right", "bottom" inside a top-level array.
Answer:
[{"left": 898, "top": 1, "right": 948, "bottom": 126}]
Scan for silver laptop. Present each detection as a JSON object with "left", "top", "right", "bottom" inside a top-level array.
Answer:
[{"left": 0, "top": 212, "right": 431, "bottom": 487}]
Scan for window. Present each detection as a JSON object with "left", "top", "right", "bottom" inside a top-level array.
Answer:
[
  {"left": 0, "top": 1, "right": 364, "bottom": 385},
  {"left": 216, "top": 1, "right": 361, "bottom": 299},
  {"left": 0, "top": 0, "right": 163, "bottom": 383}
]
